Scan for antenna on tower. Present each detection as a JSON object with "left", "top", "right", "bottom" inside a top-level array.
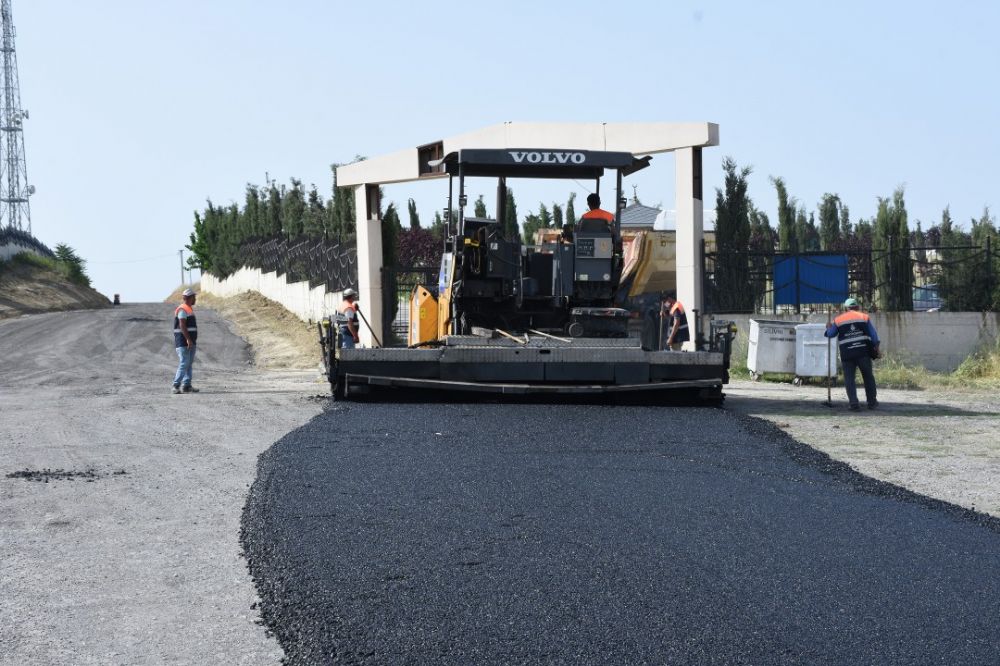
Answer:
[{"left": 0, "top": 0, "right": 33, "bottom": 234}]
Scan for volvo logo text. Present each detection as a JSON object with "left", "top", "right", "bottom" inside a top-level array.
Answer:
[{"left": 509, "top": 151, "right": 586, "bottom": 165}]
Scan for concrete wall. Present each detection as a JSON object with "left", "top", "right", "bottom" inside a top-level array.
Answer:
[
  {"left": 1, "top": 240, "right": 42, "bottom": 261},
  {"left": 201, "top": 268, "right": 344, "bottom": 324},
  {"left": 716, "top": 311, "right": 1000, "bottom": 373}
]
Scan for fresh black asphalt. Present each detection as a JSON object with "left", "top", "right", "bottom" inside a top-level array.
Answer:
[{"left": 241, "top": 402, "right": 1000, "bottom": 665}]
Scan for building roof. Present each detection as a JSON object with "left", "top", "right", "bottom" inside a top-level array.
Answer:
[{"left": 620, "top": 203, "right": 662, "bottom": 228}]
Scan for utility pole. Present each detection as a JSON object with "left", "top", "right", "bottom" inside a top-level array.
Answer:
[
  {"left": 179, "top": 249, "right": 185, "bottom": 286},
  {"left": 0, "top": 0, "right": 33, "bottom": 233}
]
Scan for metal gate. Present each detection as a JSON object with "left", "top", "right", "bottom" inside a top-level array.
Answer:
[{"left": 381, "top": 266, "right": 439, "bottom": 347}]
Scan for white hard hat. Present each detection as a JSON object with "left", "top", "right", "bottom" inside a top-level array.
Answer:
[
  {"left": 343, "top": 288, "right": 358, "bottom": 299},
  {"left": 182, "top": 288, "right": 196, "bottom": 297}
]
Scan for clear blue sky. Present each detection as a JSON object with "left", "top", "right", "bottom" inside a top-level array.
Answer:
[{"left": 16, "top": 1, "right": 1000, "bottom": 301}]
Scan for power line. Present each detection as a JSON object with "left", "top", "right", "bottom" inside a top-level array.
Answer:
[{"left": 88, "top": 253, "right": 177, "bottom": 265}]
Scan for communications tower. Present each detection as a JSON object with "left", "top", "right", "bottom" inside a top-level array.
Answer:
[{"left": 0, "top": 0, "right": 32, "bottom": 233}]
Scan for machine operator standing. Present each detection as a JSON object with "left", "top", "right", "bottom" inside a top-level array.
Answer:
[
  {"left": 661, "top": 291, "right": 689, "bottom": 351},
  {"left": 338, "top": 288, "right": 361, "bottom": 349},
  {"left": 825, "top": 297, "right": 880, "bottom": 410}
]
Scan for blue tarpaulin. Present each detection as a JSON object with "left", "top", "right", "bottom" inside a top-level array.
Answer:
[{"left": 774, "top": 254, "right": 849, "bottom": 306}]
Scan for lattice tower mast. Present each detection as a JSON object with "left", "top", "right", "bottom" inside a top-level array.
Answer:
[{"left": 0, "top": 0, "right": 31, "bottom": 233}]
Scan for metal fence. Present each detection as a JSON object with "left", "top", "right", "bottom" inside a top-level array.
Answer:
[
  {"left": 236, "top": 235, "right": 358, "bottom": 292},
  {"left": 704, "top": 239, "right": 1000, "bottom": 314},
  {"left": 381, "top": 266, "right": 439, "bottom": 346}
]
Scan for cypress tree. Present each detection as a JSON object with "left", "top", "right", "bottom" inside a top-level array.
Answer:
[
  {"left": 714, "top": 157, "right": 753, "bottom": 310},
  {"left": 503, "top": 189, "right": 519, "bottom": 241},
  {"left": 407, "top": 198, "right": 421, "bottom": 229},
  {"left": 818, "top": 193, "right": 842, "bottom": 250},
  {"left": 304, "top": 185, "right": 326, "bottom": 237},
  {"left": 872, "top": 187, "right": 912, "bottom": 310},
  {"left": 474, "top": 195, "right": 487, "bottom": 218},
  {"left": 771, "top": 176, "right": 798, "bottom": 252},
  {"left": 282, "top": 179, "right": 306, "bottom": 238}
]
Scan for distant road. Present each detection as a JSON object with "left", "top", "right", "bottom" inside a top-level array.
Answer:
[{"left": 244, "top": 402, "right": 1000, "bottom": 665}]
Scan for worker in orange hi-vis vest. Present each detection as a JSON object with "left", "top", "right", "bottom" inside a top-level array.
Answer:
[
  {"left": 825, "top": 297, "right": 881, "bottom": 411},
  {"left": 171, "top": 288, "right": 199, "bottom": 394},
  {"left": 337, "top": 288, "right": 361, "bottom": 349},
  {"left": 660, "top": 291, "right": 689, "bottom": 351}
]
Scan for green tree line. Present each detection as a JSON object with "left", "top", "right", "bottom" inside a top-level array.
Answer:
[{"left": 715, "top": 159, "right": 998, "bottom": 311}]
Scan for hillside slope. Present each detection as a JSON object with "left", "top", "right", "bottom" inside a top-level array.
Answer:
[{"left": 0, "top": 259, "right": 110, "bottom": 320}]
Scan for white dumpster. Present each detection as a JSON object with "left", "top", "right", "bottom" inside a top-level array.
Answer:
[
  {"left": 795, "top": 323, "right": 837, "bottom": 385},
  {"left": 747, "top": 319, "right": 797, "bottom": 380}
]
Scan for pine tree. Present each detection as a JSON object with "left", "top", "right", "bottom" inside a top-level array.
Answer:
[
  {"left": 552, "top": 203, "right": 564, "bottom": 229},
  {"left": 53, "top": 243, "right": 90, "bottom": 286},
  {"left": 566, "top": 192, "right": 577, "bottom": 228}
]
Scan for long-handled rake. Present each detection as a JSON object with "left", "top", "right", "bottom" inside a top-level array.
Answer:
[
  {"left": 355, "top": 305, "right": 383, "bottom": 348},
  {"left": 822, "top": 307, "right": 834, "bottom": 407}
]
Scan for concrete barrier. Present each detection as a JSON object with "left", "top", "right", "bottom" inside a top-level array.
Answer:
[
  {"left": 199, "top": 270, "right": 999, "bottom": 372},
  {"left": 716, "top": 311, "right": 1000, "bottom": 373},
  {"left": 201, "top": 268, "right": 344, "bottom": 324},
  {"left": 1, "top": 240, "right": 44, "bottom": 261}
]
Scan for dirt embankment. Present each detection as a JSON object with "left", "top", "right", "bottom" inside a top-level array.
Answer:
[
  {"left": 0, "top": 261, "right": 110, "bottom": 320},
  {"left": 165, "top": 284, "right": 321, "bottom": 371}
]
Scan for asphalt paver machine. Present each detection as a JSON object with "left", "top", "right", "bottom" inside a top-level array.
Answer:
[{"left": 320, "top": 148, "right": 736, "bottom": 400}]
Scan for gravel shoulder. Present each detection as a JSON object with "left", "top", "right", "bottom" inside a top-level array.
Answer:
[
  {"left": 725, "top": 379, "right": 1000, "bottom": 517},
  {"left": 0, "top": 303, "right": 325, "bottom": 665}
]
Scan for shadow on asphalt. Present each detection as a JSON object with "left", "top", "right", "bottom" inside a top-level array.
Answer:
[{"left": 725, "top": 394, "right": 997, "bottom": 418}]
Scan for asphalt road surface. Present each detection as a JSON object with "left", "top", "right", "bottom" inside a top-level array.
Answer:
[
  {"left": 1, "top": 304, "right": 325, "bottom": 664},
  {"left": 243, "top": 401, "right": 1000, "bottom": 665}
]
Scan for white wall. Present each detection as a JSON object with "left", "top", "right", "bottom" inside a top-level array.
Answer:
[
  {"left": 718, "top": 311, "right": 1000, "bottom": 373},
  {"left": 0, "top": 240, "right": 43, "bottom": 261},
  {"left": 201, "top": 267, "right": 344, "bottom": 324}
]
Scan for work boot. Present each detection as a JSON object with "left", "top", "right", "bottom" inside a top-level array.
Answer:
[
  {"left": 848, "top": 404, "right": 861, "bottom": 411},
  {"left": 868, "top": 400, "right": 879, "bottom": 410},
  {"left": 182, "top": 385, "right": 200, "bottom": 393},
  {"left": 172, "top": 385, "right": 182, "bottom": 395}
]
